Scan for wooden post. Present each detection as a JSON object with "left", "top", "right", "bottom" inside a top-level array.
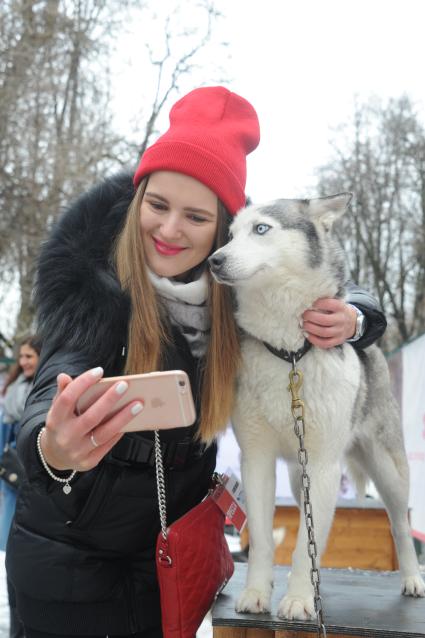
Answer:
[{"left": 241, "top": 498, "right": 397, "bottom": 570}]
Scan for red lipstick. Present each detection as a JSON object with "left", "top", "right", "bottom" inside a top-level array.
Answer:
[{"left": 153, "top": 237, "right": 186, "bottom": 256}]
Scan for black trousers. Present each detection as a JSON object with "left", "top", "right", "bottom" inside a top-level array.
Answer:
[{"left": 24, "top": 629, "right": 162, "bottom": 638}]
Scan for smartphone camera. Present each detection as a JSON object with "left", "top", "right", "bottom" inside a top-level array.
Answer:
[{"left": 178, "top": 379, "right": 187, "bottom": 394}]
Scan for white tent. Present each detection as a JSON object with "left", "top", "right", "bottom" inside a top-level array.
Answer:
[{"left": 388, "top": 332, "right": 425, "bottom": 541}]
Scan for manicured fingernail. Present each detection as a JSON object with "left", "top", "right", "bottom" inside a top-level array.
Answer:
[
  {"left": 115, "top": 381, "right": 128, "bottom": 395},
  {"left": 303, "top": 331, "right": 309, "bottom": 338},
  {"left": 91, "top": 367, "right": 104, "bottom": 377},
  {"left": 131, "top": 402, "right": 144, "bottom": 415},
  {"left": 299, "top": 319, "right": 304, "bottom": 328}
]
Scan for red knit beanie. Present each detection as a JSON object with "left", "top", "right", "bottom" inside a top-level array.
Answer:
[{"left": 133, "top": 86, "right": 260, "bottom": 215}]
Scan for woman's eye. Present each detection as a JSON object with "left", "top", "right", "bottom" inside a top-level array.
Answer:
[
  {"left": 254, "top": 223, "right": 271, "bottom": 235},
  {"left": 188, "top": 214, "right": 207, "bottom": 223},
  {"left": 150, "top": 201, "right": 167, "bottom": 211}
]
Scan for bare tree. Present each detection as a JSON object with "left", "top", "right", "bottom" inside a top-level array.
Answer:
[
  {"left": 317, "top": 95, "right": 425, "bottom": 350},
  {"left": 136, "top": 0, "right": 227, "bottom": 157},
  {"left": 0, "top": 0, "right": 136, "bottom": 333},
  {"left": 0, "top": 0, "right": 228, "bottom": 337}
]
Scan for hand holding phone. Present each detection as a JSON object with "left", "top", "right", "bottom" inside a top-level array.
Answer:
[
  {"left": 40, "top": 368, "right": 196, "bottom": 474},
  {"left": 76, "top": 370, "right": 196, "bottom": 432}
]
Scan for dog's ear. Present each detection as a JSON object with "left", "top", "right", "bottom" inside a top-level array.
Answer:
[{"left": 308, "top": 192, "right": 352, "bottom": 230}]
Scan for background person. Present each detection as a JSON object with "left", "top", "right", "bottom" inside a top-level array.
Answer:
[
  {"left": 6, "top": 86, "right": 386, "bottom": 638},
  {"left": 1, "top": 335, "right": 42, "bottom": 638}
]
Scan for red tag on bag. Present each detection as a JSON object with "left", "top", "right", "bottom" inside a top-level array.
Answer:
[{"left": 211, "top": 471, "right": 247, "bottom": 532}]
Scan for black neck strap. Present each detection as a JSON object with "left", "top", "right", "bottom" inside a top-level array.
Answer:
[{"left": 263, "top": 339, "right": 312, "bottom": 363}]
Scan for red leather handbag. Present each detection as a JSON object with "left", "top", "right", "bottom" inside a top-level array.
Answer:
[{"left": 154, "top": 433, "right": 234, "bottom": 638}]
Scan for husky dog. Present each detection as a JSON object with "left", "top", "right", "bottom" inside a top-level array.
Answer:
[{"left": 208, "top": 194, "right": 425, "bottom": 620}]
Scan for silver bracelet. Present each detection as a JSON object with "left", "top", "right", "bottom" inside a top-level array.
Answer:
[{"left": 36, "top": 427, "right": 77, "bottom": 495}]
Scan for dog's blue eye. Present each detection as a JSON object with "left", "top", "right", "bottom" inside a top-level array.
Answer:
[{"left": 254, "top": 223, "right": 271, "bottom": 235}]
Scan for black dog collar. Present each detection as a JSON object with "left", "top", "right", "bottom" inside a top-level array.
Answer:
[{"left": 263, "top": 339, "right": 312, "bottom": 363}]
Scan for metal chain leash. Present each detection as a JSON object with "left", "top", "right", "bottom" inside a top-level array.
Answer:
[{"left": 288, "top": 356, "right": 327, "bottom": 638}]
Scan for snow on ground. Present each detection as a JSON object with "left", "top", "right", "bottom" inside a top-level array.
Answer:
[{"left": 1, "top": 553, "right": 8, "bottom": 638}]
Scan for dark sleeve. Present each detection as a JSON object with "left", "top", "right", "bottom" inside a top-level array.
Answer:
[
  {"left": 16, "top": 347, "right": 91, "bottom": 482},
  {"left": 344, "top": 281, "right": 387, "bottom": 349}
]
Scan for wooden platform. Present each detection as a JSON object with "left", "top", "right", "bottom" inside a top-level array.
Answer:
[
  {"left": 212, "top": 563, "right": 425, "bottom": 638},
  {"left": 240, "top": 498, "right": 397, "bottom": 571}
]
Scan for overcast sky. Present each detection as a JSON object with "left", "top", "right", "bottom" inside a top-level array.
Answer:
[
  {"left": 113, "top": 0, "right": 425, "bottom": 201},
  {"left": 219, "top": 0, "right": 425, "bottom": 200}
]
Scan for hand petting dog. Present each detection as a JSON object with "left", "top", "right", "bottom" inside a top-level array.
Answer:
[{"left": 302, "top": 298, "right": 357, "bottom": 348}]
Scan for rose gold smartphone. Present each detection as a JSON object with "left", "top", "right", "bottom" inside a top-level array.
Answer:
[{"left": 76, "top": 370, "right": 196, "bottom": 432}]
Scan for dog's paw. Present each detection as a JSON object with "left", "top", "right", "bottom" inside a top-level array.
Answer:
[
  {"left": 277, "top": 593, "right": 315, "bottom": 620},
  {"left": 235, "top": 587, "right": 271, "bottom": 614},
  {"left": 402, "top": 574, "right": 425, "bottom": 597}
]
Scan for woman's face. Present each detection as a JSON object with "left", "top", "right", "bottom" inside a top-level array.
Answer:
[
  {"left": 140, "top": 171, "right": 218, "bottom": 278},
  {"left": 19, "top": 344, "right": 39, "bottom": 379}
]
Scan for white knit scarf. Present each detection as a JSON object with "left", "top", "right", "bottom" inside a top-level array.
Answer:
[{"left": 148, "top": 268, "right": 210, "bottom": 358}]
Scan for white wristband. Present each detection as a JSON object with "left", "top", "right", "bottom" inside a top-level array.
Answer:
[{"left": 36, "top": 427, "right": 77, "bottom": 495}]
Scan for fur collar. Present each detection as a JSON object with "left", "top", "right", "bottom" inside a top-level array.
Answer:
[{"left": 36, "top": 173, "right": 135, "bottom": 371}]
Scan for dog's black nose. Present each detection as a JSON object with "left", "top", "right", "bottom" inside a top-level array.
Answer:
[{"left": 208, "top": 253, "right": 226, "bottom": 270}]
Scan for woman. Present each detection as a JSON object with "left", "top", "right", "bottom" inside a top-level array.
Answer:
[
  {"left": 1, "top": 335, "right": 41, "bottom": 547},
  {"left": 1, "top": 335, "right": 41, "bottom": 638},
  {"left": 6, "top": 87, "right": 386, "bottom": 638}
]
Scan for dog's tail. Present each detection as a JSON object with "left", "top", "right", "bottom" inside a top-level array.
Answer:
[{"left": 345, "top": 458, "right": 367, "bottom": 499}]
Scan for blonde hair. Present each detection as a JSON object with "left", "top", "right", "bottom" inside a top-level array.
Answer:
[{"left": 114, "top": 178, "right": 240, "bottom": 442}]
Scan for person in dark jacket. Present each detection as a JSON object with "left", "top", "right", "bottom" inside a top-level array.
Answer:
[
  {"left": 6, "top": 86, "right": 386, "bottom": 638},
  {"left": 1, "top": 335, "right": 42, "bottom": 638}
]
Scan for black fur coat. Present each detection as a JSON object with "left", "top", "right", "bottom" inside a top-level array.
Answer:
[
  {"left": 35, "top": 172, "right": 134, "bottom": 371},
  {"left": 6, "top": 173, "right": 216, "bottom": 635}
]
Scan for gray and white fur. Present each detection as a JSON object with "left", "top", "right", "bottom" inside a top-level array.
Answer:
[{"left": 209, "top": 194, "right": 425, "bottom": 620}]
